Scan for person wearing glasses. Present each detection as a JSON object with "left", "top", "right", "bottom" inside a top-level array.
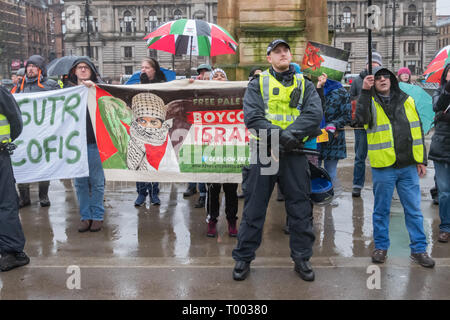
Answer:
[
  {"left": 67, "top": 57, "right": 106, "bottom": 232},
  {"left": 356, "top": 66, "right": 435, "bottom": 268}
]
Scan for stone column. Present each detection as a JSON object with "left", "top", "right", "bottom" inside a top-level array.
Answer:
[
  {"left": 216, "top": 0, "right": 328, "bottom": 80},
  {"left": 305, "top": 0, "right": 328, "bottom": 44}
]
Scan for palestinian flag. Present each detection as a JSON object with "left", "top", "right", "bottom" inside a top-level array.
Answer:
[
  {"left": 144, "top": 19, "right": 238, "bottom": 56},
  {"left": 301, "top": 41, "right": 350, "bottom": 81}
]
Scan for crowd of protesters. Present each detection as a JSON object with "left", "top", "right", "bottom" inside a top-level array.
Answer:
[{"left": 0, "top": 46, "right": 448, "bottom": 278}]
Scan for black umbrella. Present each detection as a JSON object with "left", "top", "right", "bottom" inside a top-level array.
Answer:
[{"left": 46, "top": 56, "right": 80, "bottom": 76}]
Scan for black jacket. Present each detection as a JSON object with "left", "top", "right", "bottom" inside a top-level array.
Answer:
[
  {"left": 68, "top": 57, "right": 103, "bottom": 144},
  {"left": 356, "top": 67, "right": 427, "bottom": 168},
  {"left": 243, "top": 65, "right": 323, "bottom": 143},
  {"left": 428, "top": 63, "right": 450, "bottom": 164},
  {"left": 350, "top": 69, "right": 369, "bottom": 101},
  {"left": 0, "top": 86, "right": 23, "bottom": 142}
]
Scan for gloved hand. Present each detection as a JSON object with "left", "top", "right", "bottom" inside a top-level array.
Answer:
[
  {"left": 279, "top": 130, "right": 301, "bottom": 152},
  {"left": 445, "top": 80, "right": 450, "bottom": 93},
  {"left": 325, "top": 124, "right": 336, "bottom": 133},
  {"left": 140, "top": 72, "right": 150, "bottom": 84}
]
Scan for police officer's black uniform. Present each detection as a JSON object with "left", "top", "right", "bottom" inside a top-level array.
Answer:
[
  {"left": 232, "top": 40, "right": 323, "bottom": 282},
  {"left": 0, "top": 86, "right": 30, "bottom": 272}
]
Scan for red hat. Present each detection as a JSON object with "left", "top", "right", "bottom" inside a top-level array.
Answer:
[{"left": 397, "top": 67, "right": 411, "bottom": 76}]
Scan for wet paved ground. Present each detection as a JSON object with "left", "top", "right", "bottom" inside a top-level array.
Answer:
[{"left": 1, "top": 129, "right": 449, "bottom": 300}]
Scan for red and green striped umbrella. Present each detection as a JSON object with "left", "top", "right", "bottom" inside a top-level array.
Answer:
[
  {"left": 423, "top": 45, "right": 450, "bottom": 83},
  {"left": 143, "top": 19, "right": 238, "bottom": 57}
]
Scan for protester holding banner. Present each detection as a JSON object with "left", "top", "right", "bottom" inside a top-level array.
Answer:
[
  {"left": 133, "top": 58, "right": 167, "bottom": 207},
  {"left": 350, "top": 52, "right": 383, "bottom": 198},
  {"left": 429, "top": 63, "right": 450, "bottom": 243},
  {"left": 232, "top": 39, "right": 323, "bottom": 282},
  {"left": 67, "top": 57, "right": 106, "bottom": 232},
  {"left": 205, "top": 68, "right": 239, "bottom": 238},
  {"left": 14, "top": 55, "right": 60, "bottom": 208},
  {"left": 0, "top": 86, "right": 30, "bottom": 272}
]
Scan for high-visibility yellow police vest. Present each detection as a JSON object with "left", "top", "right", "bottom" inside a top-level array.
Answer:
[
  {"left": 259, "top": 70, "right": 305, "bottom": 130},
  {"left": 364, "top": 96, "right": 424, "bottom": 168},
  {"left": 0, "top": 113, "right": 11, "bottom": 144}
]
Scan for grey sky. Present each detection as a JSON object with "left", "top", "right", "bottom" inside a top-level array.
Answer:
[{"left": 437, "top": 0, "right": 450, "bottom": 15}]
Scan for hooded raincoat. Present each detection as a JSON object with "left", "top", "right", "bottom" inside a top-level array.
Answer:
[{"left": 356, "top": 67, "right": 427, "bottom": 168}]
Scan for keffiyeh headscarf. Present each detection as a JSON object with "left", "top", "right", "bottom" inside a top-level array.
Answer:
[{"left": 209, "top": 68, "right": 228, "bottom": 80}]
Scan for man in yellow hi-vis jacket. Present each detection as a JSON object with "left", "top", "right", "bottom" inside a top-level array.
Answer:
[
  {"left": 232, "top": 39, "right": 323, "bottom": 282},
  {"left": 0, "top": 86, "right": 30, "bottom": 272},
  {"left": 356, "top": 66, "right": 435, "bottom": 268}
]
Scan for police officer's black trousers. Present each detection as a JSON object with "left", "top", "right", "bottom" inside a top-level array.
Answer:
[
  {"left": 232, "top": 153, "right": 315, "bottom": 263},
  {"left": 0, "top": 150, "right": 26, "bottom": 254}
]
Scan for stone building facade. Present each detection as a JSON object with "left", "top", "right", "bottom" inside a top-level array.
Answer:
[
  {"left": 0, "top": 0, "right": 64, "bottom": 79},
  {"left": 437, "top": 16, "right": 450, "bottom": 49},
  {"left": 328, "top": 0, "right": 438, "bottom": 75},
  {"left": 63, "top": 0, "right": 218, "bottom": 81}
]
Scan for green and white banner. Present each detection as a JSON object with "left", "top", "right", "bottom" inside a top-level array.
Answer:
[{"left": 11, "top": 86, "right": 89, "bottom": 183}]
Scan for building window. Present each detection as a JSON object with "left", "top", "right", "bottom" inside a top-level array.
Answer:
[
  {"left": 407, "top": 4, "right": 417, "bottom": 26},
  {"left": 407, "top": 42, "right": 416, "bottom": 55},
  {"left": 407, "top": 61, "right": 416, "bottom": 74},
  {"left": 148, "top": 10, "right": 158, "bottom": 32},
  {"left": 149, "top": 49, "right": 157, "bottom": 59},
  {"left": 125, "top": 66, "right": 133, "bottom": 75},
  {"left": 372, "top": 42, "right": 377, "bottom": 51},
  {"left": 121, "top": 10, "right": 134, "bottom": 33},
  {"left": 343, "top": 7, "right": 351, "bottom": 26},
  {"left": 174, "top": 9, "right": 182, "bottom": 20},
  {"left": 93, "top": 18, "right": 98, "bottom": 32},
  {"left": 124, "top": 46, "right": 133, "bottom": 59},
  {"left": 343, "top": 42, "right": 352, "bottom": 53}
]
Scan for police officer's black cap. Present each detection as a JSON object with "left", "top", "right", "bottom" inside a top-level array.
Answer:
[{"left": 267, "top": 39, "right": 290, "bottom": 56}]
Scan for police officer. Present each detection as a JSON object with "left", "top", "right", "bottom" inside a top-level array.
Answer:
[
  {"left": 232, "top": 39, "right": 323, "bottom": 282},
  {"left": 0, "top": 86, "right": 30, "bottom": 272}
]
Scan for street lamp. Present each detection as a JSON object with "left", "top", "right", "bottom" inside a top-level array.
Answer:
[
  {"left": 421, "top": 9, "right": 424, "bottom": 74},
  {"left": 85, "top": 0, "right": 91, "bottom": 58},
  {"left": 392, "top": 0, "right": 396, "bottom": 71}
]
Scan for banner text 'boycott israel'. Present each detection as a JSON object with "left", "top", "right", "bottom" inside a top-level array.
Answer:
[{"left": 89, "top": 80, "right": 252, "bottom": 183}]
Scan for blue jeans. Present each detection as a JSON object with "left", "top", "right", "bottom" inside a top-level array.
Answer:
[
  {"left": 319, "top": 159, "right": 339, "bottom": 185},
  {"left": 188, "top": 182, "right": 206, "bottom": 196},
  {"left": 353, "top": 129, "right": 368, "bottom": 189},
  {"left": 371, "top": 165, "right": 428, "bottom": 253},
  {"left": 434, "top": 161, "right": 450, "bottom": 233},
  {"left": 74, "top": 144, "right": 105, "bottom": 221}
]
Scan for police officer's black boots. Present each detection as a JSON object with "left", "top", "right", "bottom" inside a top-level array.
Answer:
[
  {"left": 18, "top": 184, "right": 31, "bottom": 208},
  {"left": 233, "top": 261, "right": 251, "bottom": 281},
  {"left": 38, "top": 181, "right": 51, "bottom": 207},
  {"left": 294, "top": 260, "right": 315, "bottom": 282}
]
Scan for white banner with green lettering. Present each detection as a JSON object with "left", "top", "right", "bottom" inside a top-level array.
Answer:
[{"left": 11, "top": 86, "right": 89, "bottom": 183}]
